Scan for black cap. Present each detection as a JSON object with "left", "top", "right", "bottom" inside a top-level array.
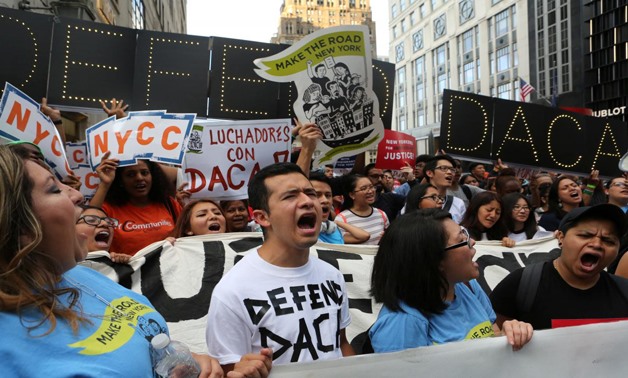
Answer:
[
  {"left": 468, "top": 162, "right": 484, "bottom": 171},
  {"left": 558, "top": 204, "right": 627, "bottom": 236}
]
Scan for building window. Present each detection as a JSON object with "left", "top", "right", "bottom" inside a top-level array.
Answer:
[
  {"left": 463, "top": 62, "right": 474, "bottom": 84},
  {"left": 434, "top": 44, "right": 446, "bottom": 66},
  {"left": 462, "top": 29, "right": 473, "bottom": 54},
  {"left": 495, "top": 9, "right": 508, "bottom": 37},
  {"left": 431, "top": 0, "right": 438, "bottom": 10},
  {"left": 459, "top": 0, "right": 474, "bottom": 24},
  {"left": 401, "top": 18, "right": 407, "bottom": 33},
  {"left": 392, "top": 25, "right": 398, "bottom": 39},
  {"left": 410, "top": 11, "right": 416, "bottom": 25},
  {"left": 497, "top": 82, "right": 511, "bottom": 100},
  {"left": 400, "top": 0, "right": 407, "bottom": 11},
  {"left": 496, "top": 47, "right": 509, "bottom": 72},
  {"left": 434, "top": 14, "right": 446, "bottom": 39},
  {"left": 132, "top": 0, "right": 145, "bottom": 30},
  {"left": 392, "top": 3, "right": 398, "bottom": 19},
  {"left": 419, "top": 3, "right": 426, "bottom": 18}
]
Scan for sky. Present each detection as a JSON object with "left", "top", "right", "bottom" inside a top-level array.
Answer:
[{"left": 186, "top": 0, "right": 390, "bottom": 58}]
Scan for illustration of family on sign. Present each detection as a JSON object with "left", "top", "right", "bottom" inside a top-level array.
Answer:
[{"left": 302, "top": 57, "right": 374, "bottom": 147}]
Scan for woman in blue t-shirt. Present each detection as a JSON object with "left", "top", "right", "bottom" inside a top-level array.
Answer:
[{"left": 369, "top": 209, "right": 533, "bottom": 352}]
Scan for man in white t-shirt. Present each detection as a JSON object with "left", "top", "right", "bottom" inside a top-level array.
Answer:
[{"left": 206, "top": 163, "right": 354, "bottom": 373}]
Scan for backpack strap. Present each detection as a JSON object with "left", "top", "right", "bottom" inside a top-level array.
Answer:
[
  {"left": 516, "top": 262, "right": 545, "bottom": 314},
  {"left": 462, "top": 185, "right": 472, "bottom": 201},
  {"left": 443, "top": 195, "right": 454, "bottom": 212}
]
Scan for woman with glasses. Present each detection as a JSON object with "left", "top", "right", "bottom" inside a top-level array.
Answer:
[
  {"left": 461, "top": 192, "right": 515, "bottom": 247},
  {"left": 405, "top": 183, "right": 444, "bottom": 212},
  {"left": 501, "top": 193, "right": 553, "bottom": 244},
  {"left": 74, "top": 205, "right": 131, "bottom": 264},
  {"left": 337, "top": 174, "right": 389, "bottom": 245},
  {"left": 369, "top": 209, "right": 533, "bottom": 352}
]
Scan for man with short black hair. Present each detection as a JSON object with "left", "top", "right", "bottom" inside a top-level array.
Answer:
[
  {"left": 364, "top": 163, "right": 406, "bottom": 221},
  {"left": 206, "top": 163, "right": 354, "bottom": 371},
  {"left": 424, "top": 155, "right": 466, "bottom": 223}
]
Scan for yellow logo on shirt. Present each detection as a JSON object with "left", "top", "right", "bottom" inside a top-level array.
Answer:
[
  {"left": 68, "top": 296, "right": 156, "bottom": 355},
  {"left": 466, "top": 321, "right": 495, "bottom": 340}
]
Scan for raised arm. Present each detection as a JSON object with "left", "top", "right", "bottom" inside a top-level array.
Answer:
[
  {"left": 293, "top": 119, "right": 323, "bottom": 177},
  {"left": 89, "top": 151, "right": 119, "bottom": 208}
]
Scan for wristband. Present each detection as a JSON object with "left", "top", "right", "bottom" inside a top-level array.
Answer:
[
  {"left": 52, "top": 119, "right": 63, "bottom": 125},
  {"left": 583, "top": 189, "right": 593, "bottom": 195},
  {"left": 586, "top": 184, "right": 596, "bottom": 189}
]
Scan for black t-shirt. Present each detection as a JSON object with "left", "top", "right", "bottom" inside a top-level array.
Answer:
[
  {"left": 490, "top": 261, "right": 628, "bottom": 330},
  {"left": 374, "top": 191, "right": 405, "bottom": 222}
]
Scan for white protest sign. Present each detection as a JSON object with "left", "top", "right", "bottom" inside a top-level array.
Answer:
[
  {"left": 66, "top": 141, "right": 88, "bottom": 169},
  {"left": 85, "top": 110, "right": 195, "bottom": 169},
  {"left": 72, "top": 164, "right": 99, "bottom": 199},
  {"left": 81, "top": 234, "right": 559, "bottom": 355},
  {"left": 254, "top": 26, "right": 384, "bottom": 166},
  {"left": 270, "top": 320, "right": 628, "bottom": 377},
  {"left": 182, "top": 119, "right": 293, "bottom": 200},
  {"left": 0, "top": 82, "right": 72, "bottom": 178}
]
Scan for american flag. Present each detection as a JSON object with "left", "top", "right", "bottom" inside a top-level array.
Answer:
[{"left": 519, "top": 78, "right": 535, "bottom": 102}]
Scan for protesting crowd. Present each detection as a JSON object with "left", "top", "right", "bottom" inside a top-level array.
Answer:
[{"left": 2, "top": 90, "right": 628, "bottom": 377}]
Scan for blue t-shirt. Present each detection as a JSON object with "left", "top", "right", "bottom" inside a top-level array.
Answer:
[
  {"left": 369, "top": 280, "right": 496, "bottom": 352},
  {"left": 0, "top": 265, "right": 168, "bottom": 377},
  {"left": 318, "top": 227, "right": 345, "bottom": 244}
]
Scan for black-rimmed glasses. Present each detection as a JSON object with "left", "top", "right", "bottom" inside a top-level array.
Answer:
[
  {"left": 420, "top": 194, "right": 445, "bottom": 203},
  {"left": 76, "top": 215, "right": 119, "bottom": 228},
  {"left": 444, "top": 226, "right": 472, "bottom": 251}
]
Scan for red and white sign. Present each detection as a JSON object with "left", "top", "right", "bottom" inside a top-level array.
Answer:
[{"left": 375, "top": 129, "right": 416, "bottom": 170}]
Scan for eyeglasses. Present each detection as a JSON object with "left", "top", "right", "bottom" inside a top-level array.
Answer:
[
  {"left": 420, "top": 194, "right": 445, "bottom": 203},
  {"left": 434, "top": 166, "right": 456, "bottom": 173},
  {"left": 512, "top": 205, "right": 531, "bottom": 212},
  {"left": 76, "top": 215, "right": 119, "bottom": 228},
  {"left": 444, "top": 227, "right": 472, "bottom": 251},
  {"left": 611, "top": 182, "right": 628, "bottom": 188},
  {"left": 354, "top": 185, "right": 375, "bottom": 193}
]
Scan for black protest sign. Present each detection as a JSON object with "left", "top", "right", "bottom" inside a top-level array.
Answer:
[
  {"left": 132, "top": 31, "right": 210, "bottom": 114},
  {"left": 440, "top": 89, "right": 494, "bottom": 161},
  {"left": 373, "top": 60, "right": 395, "bottom": 129},
  {"left": 441, "top": 89, "right": 628, "bottom": 176},
  {"left": 0, "top": 7, "right": 51, "bottom": 99},
  {"left": 48, "top": 17, "right": 136, "bottom": 108}
]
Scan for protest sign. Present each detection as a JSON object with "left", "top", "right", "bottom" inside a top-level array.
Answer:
[
  {"left": 82, "top": 234, "right": 558, "bottom": 354},
  {"left": 254, "top": 26, "right": 384, "bottom": 166},
  {"left": 85, "top": 110, "right": 195, "bottom": 169},
  {"left": 66, "top": 141, "right": 88, "bottom": 169},
  {"left": 0, "top": 82, "right": 72, "bottom": 178},
  {"left": 375, "top": 129, "right": 416, "bottom": 170},
  {"left": 72, "top": 164, "right": 99, "bottom": 199},
  {"left": 441, "top": 89, "right": 628, "bottom": 177},
  {"left": 182, "top": 119, "right": 293, "bottom": 200}
]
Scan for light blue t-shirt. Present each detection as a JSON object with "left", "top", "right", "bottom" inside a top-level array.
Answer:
[
  {"left": 369, "top": 280, "right": 496, "bottom": 352},
  {"left": 0, "top": 265, "right": 168, "bottom": 377},
  {"left": 318, "top": 227, "right": 345, "bottom": 244}
]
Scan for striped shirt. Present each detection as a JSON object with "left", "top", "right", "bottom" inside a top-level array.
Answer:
[{"left": 337, "top": 207, "right": 389, "bottom": 245}]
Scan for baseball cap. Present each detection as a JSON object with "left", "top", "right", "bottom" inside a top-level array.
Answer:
[{"left": 558, "top": 204, "right": 627, "bottom": 236}]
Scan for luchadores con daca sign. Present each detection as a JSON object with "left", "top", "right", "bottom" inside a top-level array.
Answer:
[
  {"left": 0, "top": 7, "right": 395, "bottom": 127},
  {"left": 440, "top": 89, "right": 628, "bottom": 177}
]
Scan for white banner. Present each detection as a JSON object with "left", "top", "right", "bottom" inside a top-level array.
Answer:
[
  {"left": 81, "top": 234, "right": 559, "bottom": 355},
  {"left": 182, "top": 119, "right": 293, "bottom": 200},
  {"left": 0, "top": 82, "right": 72, "bottom": 178},
  {"left": 85, "top": 110, "right": 195, "bottom": 169},
  {"left": 270, "top": 320, "right": 628, "bottom": 377}
]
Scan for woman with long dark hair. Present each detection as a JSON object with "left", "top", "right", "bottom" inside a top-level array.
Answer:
[
  {"left": 369, "top": 209, "right": 532, "bottom": 352},
  {"left": 461, "top": 191, "right": 515, "bottom": 247},
  {"left": 501, "top": 193, "right": 553, "bottom": 243},
  {"left": 90, "top": 152, "right": 181, "bottom": 256},
  {"left": 538, "top": 176, "right": 583, "bottom": 231}
]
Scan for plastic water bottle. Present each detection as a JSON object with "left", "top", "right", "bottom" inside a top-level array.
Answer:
[{"left": 151, "top": 333, "right": 201, "bottom": 378}]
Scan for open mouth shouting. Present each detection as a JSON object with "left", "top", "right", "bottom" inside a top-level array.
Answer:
[
  {"left": 579, "top": 252, "right": 602, "bottom": 273},
  {"left": 320, "top": 205, "right": 330, "bottom": 220},
  {"left": 207, "top": 222, "right": 223, "bottom": 233},
  {"left": 94, "top": 230, "right": 112, "bottom": 250},
  {"left": 297, "top": 213, "right": 318, "bottom": 236}
]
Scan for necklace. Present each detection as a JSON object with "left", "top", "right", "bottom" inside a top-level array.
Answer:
[{"left": 64, "top": 276, "right": 131, "bottom": 319}]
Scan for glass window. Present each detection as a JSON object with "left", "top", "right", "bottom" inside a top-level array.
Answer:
[
  {"left": 418, "top": 110, "right": 425, "bottom": 127},
  {"left": 495, "top": 10, "right": 508, "bottom": 37},
  {"left": 412, "top": 30, "right": 424, "bottom": 52},
  {"left": 419, "top": 4, "right": 426, "bottom": 18},
  {"left": 435, "top": 44, "right": 446, "bottom": 66},
  {"left": 489, "top": 52, "right": 495, "bottom": 75},
  {"left": 431, "top": 0, "right": 437, "bottom": 10},
  {"left": 463, "top": 62, "right": 474, "bottom": 84},
  {"left": 401, "top": 19, "right": 407, "bottom": 33},
  {"left": 398, "top": 66, "right": 406, "bottom": 83},
  {"left": 132, "top": 0, "right": 145, "bottom": 30},
  {"left": 437, "top": 73, "right": 447, "bottom": 94},
  {"left": 497, "top": 82, "right": 511, "bottom": 100},
  {"left": 462, "top": 29, "right": 473, "bottom": 53},
  {"left": 400, "top": 0, "right": 407, "bottom": 11},
  {"left": 410, "top": 11, "right": 416, "bottom": 25},
  {"left": 497, "top": 47, "right": 509, "bottom": 72},
  {"left": 392, "top": 3, "right": 398, "bottom": 18}
]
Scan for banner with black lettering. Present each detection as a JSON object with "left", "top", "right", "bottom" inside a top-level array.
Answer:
[
  {"left": 81, "top": 234, "right": 558, "bottom": 354},
  {"left": 254, "top": 25, "right": 384, "bottom": 166},
  {"left": 182, "top": 119, "right": 293, "bottom": 200}
]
